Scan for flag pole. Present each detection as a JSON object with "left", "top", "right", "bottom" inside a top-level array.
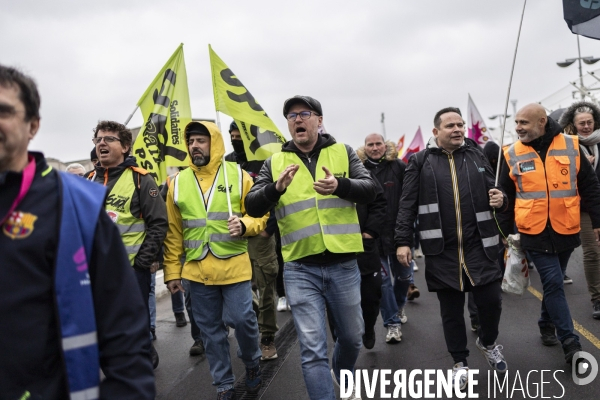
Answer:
[
  {"left": 495, "top": 0, "right": 527, "bottom": 186},
  {"left": 215, "top": 111, "right": 233, "bottom": 217},
  {"left": 123, "top": 106, "right": 139, "bottom": 127}
]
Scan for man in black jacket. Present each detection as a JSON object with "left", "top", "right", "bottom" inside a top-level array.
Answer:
[
  {"left": 88, "top": 120, "right": 167, "bottom": 368},
  {"left": 396, "top": 107, "right": 507, "bottom": 389},
  {"left": 0, "top": 65, "right": 154, "bottom": 399},
  {"left": 359, "top": 133, "right": 419, "bottom": 344},
  {"left": 246, "top": 95, "right": 377, "bottom": 400},
  {"left": 498, "top": 103, "right": 600, "bottom": 363}
]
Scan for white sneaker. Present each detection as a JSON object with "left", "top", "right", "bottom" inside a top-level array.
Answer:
[
  {"left": 413, "top": 263, "right": 419, "bottom": 271},
  {"left": 452, "top": 362, "right": 469, "bottom": 391},
  {"left": 414, "top": 248, "right": 423, "bottom": 258},
  {"left": 397, "top": 308, "right": 408, "bottom": 324},
  {"left": 330, "top": 369, "right": 362, "bottom": 400},
  {"left": 385, "top": 324, "right": 402, "bottom": 343},
  {"left": 277, "top": 297, "right": 288, "bottom": 312},
  {"left": 475, "top": 338, "right": 508, "bottom": 373}
]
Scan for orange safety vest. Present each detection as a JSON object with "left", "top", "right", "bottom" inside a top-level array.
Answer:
[{"left": 504, "top": 133, "right": 581, "bottom": 235}]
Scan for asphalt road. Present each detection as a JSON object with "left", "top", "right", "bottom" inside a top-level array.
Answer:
[{"left": 153, "top": 247, "right": 600, "bottom": 399}]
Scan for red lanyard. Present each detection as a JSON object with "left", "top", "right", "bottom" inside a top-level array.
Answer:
[{"left": 0, "top": 156, "right": 36, "bottom": 226}]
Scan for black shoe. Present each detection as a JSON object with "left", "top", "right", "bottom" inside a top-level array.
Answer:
[
  {"left": 593, "top": 299, "right": 600, "bottom": 320},
  {"left": 363, "top": 328, "right": 376, "bottom": 349},
  {"left": 540, "top": 324, "right": 559, "bottom": 346},
  {"left": 470, "top": 319, "right": 480, "bottom": 333},
  {"left": 563, "top": 275, "right": 573, "bottom": 284},
  {"left": 151, "top": 344, "right": 159, "bottom": 369},
  {"left": 175, "top": 312, "right": 187, "bottom": 327},
  {"left": 189, "top": 340, "right": 205, "bottom": 356},
  {"left": 563, "top": 337, "right": 582, "bottom": 364},
  {"left": 150, "top": 327, "right": 156, "bottom": 341},
  {"left": 217, "top": 389, "right": 236, "bottom": 400}
]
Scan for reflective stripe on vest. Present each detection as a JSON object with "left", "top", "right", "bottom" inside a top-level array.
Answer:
[
  {"left": 105, "top": 168, "right": 146, "bottom": 265},
  {"left": 271, "top": 144, "right": 363, "bottom": 262},
  {"left": 174, "top": 163, "right": 247, "bottom": 261},
  {"left": 56, "top": 172, "right": 104, "bottom": 399},
  {"left": 504, "top": 134, "right": 581, "bottom": 235}
]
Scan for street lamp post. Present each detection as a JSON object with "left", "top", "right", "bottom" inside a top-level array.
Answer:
[{"left": 556, "top": 35, "right": 600, "bottom": 100}]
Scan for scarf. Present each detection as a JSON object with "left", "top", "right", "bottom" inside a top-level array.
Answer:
[{"left": 578, "top": 129, "right": 600, "bottom": 170}]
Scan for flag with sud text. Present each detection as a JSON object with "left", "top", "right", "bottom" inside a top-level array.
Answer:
[
  {"left": 401, "top": 127, "right": 424, "bottom": 163},
  {"left": 467, "top": 94, "right": 492, "bottom": 147},
  {"left": 209, "top": 45, "right": 286, "bottom": 161},
  {"left": 132, "top": 44, "right": 191, "bottom": 184}
]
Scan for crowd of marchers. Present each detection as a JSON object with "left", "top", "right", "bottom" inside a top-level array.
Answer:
[{"left": 2, "top": 63, "right": 600, "bottom": 400}]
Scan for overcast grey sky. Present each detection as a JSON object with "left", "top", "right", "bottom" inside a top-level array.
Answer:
[{"left": 3, "top": 0, "right": 600, "bottom": 161}]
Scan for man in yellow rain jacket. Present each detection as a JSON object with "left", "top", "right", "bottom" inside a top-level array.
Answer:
[{"left": 164, "top": 121, "right": 268, "bottom": 400}]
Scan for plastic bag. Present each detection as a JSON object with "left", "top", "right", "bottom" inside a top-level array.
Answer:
[{"left": 501, "top": 234, "right": 530, "bottom": 295}]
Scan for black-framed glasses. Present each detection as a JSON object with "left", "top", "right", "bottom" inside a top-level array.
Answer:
[
  {"left": 92, "top": 136, "right": 121, "bottom": 144},
  {"left": 286, "top": 111, "right": 319, "bottom": 121}
]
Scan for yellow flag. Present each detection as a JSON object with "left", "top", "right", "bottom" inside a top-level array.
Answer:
[
  {"left": 132, "top": 44, "right": 191, "bottom": 184},
  {"left": 209, "top": 45, "right": 286, "bottom": 161}
]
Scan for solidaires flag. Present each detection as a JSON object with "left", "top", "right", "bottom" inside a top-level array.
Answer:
[
  {"left": 209, "top": 45, "right": 286, "bottom": 161},
  {"left": 132, "top": 43, "right": 191, "bottom": 184}
]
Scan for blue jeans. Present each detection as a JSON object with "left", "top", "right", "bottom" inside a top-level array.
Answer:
[
  {"left": 188, "top": 279, "right": 261, "bottom": 393},
  {"left": 528, "top": 250, "right": 579, "bottom": 344},
  {"left": 149, "top": 272, "right": 156, "bottom": 332},
  {"left": 181, "top": 279, "right": 202, "bottom": 342},
  {"left": 284, "top": 259, "right": 364, "bottom": 400},
  {"left": 380, "top": 256, "right": 402, "bottom": 327},
  {"left": 380, "top": 255, "right": 412, "bottom": 320},
  {"left": 171, "top": 290, "right": 185, "bottom": 314}
]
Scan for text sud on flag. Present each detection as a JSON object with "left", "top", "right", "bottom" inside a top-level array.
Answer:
[
  {"left": 132, "top": 43, "right": 191, "bottom": 184},
  {"left": 209, "top": 44, "right": 286, "bottom": 161}
]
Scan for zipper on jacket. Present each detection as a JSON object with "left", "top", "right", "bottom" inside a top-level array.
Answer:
[{"left": 446, "top": 151, "right": 474, "bottom": 291}]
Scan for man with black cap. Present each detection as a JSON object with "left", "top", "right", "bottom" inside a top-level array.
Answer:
[
  {"left": 225, "top": 120, "right": 281, "bottom": 361},
  {"left": 246, "top": 96, "right": 377, "bottom": 400},
  {"left": 164, "top": 121, "right": 268, "bottom": 400}
]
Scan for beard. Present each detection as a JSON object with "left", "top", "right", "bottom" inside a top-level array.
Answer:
[{"left": 192, "top": 153, "right": 210, "bottom": 167}]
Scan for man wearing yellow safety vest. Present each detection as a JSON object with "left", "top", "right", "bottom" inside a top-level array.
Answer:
[
  {"left": 246, "top": 96, "right": 378, "bottom": 400},
  {"left": 87, "top": 120, "right": 167, "bottom": 369},
  {"left": 498, "top": 104, "right": 600, "bottom": 364},
  {"left": 163, "top": 121, "right": 268, "bottom": 400}
]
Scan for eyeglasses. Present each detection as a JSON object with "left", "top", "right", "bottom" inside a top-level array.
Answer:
[
  {"left": 92, "top": 136, "right": 121, "bottom": 144},
  {"left": 286, "top": 111, "right": 319, "bottom": 121}
]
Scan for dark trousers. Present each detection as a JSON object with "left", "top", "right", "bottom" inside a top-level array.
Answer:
[
  {"left": 436, "top": 279, "right": 502, "bottom": 365},
  {"left": 275, "top": 231, "right": 286, "bottom": 297},
  {"left": 361, "top": 271, "right": 382, "bottom": 336}
]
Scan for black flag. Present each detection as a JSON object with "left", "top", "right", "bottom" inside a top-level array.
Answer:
[{"left": 564, "top": 1, "right": 600, "bottom": 40}]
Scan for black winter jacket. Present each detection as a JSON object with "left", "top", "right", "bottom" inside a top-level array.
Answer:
[
  {"left": 356, "top": 178, "right": 386, "bottom": 274},
  {"left": 246, "top": 133, "right": 378, "bottom": 265},
  {"left": 357, "top": 142, "right": 407, "bottom": 256},
  {"left": 498, "top": 118, "right": 600, "bottom": 253},
  {"left": 87, "top": 156, "right": 167, "bottom": 269},
  {"left": 395, "top": 138, "right": 505, "bottom": 291}
]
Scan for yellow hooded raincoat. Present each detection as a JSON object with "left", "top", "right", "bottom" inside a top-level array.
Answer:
[{"left": 163, "top": 121, "right": 268, "bottom": 285}]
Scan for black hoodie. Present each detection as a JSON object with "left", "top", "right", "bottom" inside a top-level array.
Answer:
[{"left": 246, "top": 133, "right": 378, "bottom": 265}]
